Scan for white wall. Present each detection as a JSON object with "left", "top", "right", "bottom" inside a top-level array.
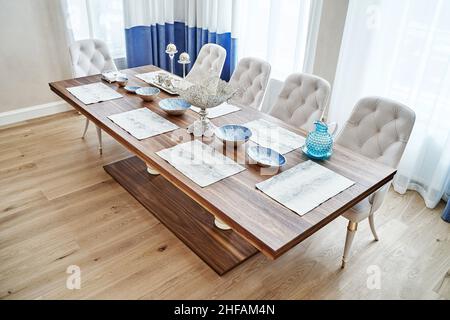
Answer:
[{"left": 0, "top": 0, "right": 72, "bottom": 114}]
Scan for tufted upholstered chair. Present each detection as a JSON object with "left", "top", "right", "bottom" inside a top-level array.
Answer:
[
  {"left": 336, "top": 96, "right": 416, "bottom": 268},
  {"left": 69, "top": 39, "right": 117, "bottom": 77},
  {"left": 185, "top": 43, "right": 226, "bottom": 84},
  {"left": 269, "top": 73, "right": 331, "bottom": 132},
  {"left": 69, "top": 39, "right": 118, "bottom": 155},
  {"left": 228, "top": 57, "right": 271, "bottom": 109}
]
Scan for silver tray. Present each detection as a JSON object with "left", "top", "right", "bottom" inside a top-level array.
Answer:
[{"left": 135, "top": 71, "right": 191, "bottom": 95}]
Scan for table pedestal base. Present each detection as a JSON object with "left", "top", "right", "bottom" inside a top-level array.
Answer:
[{"left": 104, "top": 156, "right": 258, "bottom": 275}]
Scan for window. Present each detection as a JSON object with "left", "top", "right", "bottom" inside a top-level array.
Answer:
[
  {"left": 65, "top": 0, "right": 126, "bottom": 59},
  {"left": 235, "top": 0, "right": 312, "bottom": 80}
]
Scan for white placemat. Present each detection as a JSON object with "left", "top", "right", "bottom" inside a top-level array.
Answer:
[
  {"left": 108, "top": 108, "right": 179, "bottom": 140},
  {"left": 256, "top": 160, "right": 355, "bottom": 216},
  {"left": 190, "top": 102, "right": 241, "bottom": 119},
  {"left": 157, "top": 140, "right": 246, "bottom": 187},
  {"left": 244, "top": 119, "right": 305, "bottom": 154},
  {"left": 67, "top": 82, "right": 122, "bottom": 104}
]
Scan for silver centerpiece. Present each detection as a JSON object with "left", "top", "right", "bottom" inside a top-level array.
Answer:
[
  {"left": 155, "top": 73, "right": 175, "bottom": 90},
  {"left": 176, "top": 74, "right": 240, "bottom": 137}
]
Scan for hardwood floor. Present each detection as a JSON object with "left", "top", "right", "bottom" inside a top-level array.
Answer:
[{"left": 0, "top": 111, "right": 449, "bottom": 300}]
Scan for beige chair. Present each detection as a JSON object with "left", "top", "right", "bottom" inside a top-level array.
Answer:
[
  {"left": 69, "top": 39, "right": 118, "bottom": 154},
  {"left": 269, "top": 73, "right": 331, "bottom": 132},
  {"left": 185, "top": 43, "right": 226, "bottom": 84},
  {"left": 228, "top": 57, "right": 271, "bottom": 109},
  {"left": 336, "top": 96, "right": 416, "bottom": 268}
]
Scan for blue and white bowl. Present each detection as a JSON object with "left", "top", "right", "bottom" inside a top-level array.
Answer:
[
  {"left": 116, "top": 76, "right": 129, "bottom": 87},
  {"left": 136, "top": 87, "right": 160, "bottom": 102},
  {"left": 124, "top": 86, "right": 141, "bottom": 94},
  {"left": 247, "top": 146, "right": 286, "bottom": 168},
  {"left": 159, "top": 98, "right": 191, "bottom": 116},
  {"left": 215, "top": 125, "right": 252, "bottom": 147}
]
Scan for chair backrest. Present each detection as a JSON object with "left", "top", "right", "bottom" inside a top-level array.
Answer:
[
  {"left": 69, "top": 39, "right": 117, "bottom": 77},
  {"left": 186, "top": 43, "right": 226, "bottom": 84},
  {"left": 269, "top": 73, "right": 331, "bottom": 132},
  {"left": 229, "top": 57, "right": 271, "bottom": 109},
  {"left": 336, "top": 96, "right": 416, "bottom": 168}
]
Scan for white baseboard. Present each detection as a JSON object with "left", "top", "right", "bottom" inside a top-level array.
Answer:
[{"left": 0, "top": 101, "right": 72, "bottom": 127}]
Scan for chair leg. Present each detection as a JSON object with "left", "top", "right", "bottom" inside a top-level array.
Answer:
[
  {"left": 96, "top": 126, "right": 102, "bottom": 155},
  {"left": 82, "top": 118, "right": 90, "bottom": 139},
  {"left": 368, "top": 214, "right": 379, "bottom": 241},
  {"left": 341, "top": 221, "right": 358, "bottom": 269}
]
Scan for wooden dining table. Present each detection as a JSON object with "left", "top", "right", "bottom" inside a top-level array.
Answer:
[{"left": 49, "top": 65, "right": 396, "bottom": 275}]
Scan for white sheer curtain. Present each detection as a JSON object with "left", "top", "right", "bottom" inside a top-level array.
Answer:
[
  {"left": 235, "top": 0, "right": 314, "bottom": 79},
  {"left": 61, "top": 0, "right": 126, "bottom": 59},
  {"left": 329, "top": 0, "right": 450, "bottom": 208},
  {"left": 233, "top": 0, "right": 322, "bottom": 112}
]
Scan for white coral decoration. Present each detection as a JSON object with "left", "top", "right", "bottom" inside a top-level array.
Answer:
[{"left": 176, "top": 75, "right": 238, "bottom": 109}]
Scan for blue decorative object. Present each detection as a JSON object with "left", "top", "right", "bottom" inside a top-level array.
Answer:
[
  {"left": 135, "top": 87, "right": 160, "bottom": 102},
  {"left": 159, "top": 98, "right": 191, "bottom": 116},
  {"left": 303, "top": 121, "right": 335, "bottom": 160},
  {"left": 442, "top": 200, "right": 450, "bottom": 223},
  {"left": 124, "top": 86, "right": 141, "bottom": 93},
  {"left": 247, "top": 146, "right": 286, "bottom": 168},
  {"left": 215, "top": 125, "right": 252, "bottom": 147}
]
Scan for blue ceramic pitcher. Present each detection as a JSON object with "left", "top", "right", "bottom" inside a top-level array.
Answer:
[{"left": 303, "top": 121, "right": 338, "bottom": 160}]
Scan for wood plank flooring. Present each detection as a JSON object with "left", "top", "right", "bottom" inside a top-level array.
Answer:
[{"left": 0, "top": 111, "right": 449, "bottom": 299}]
